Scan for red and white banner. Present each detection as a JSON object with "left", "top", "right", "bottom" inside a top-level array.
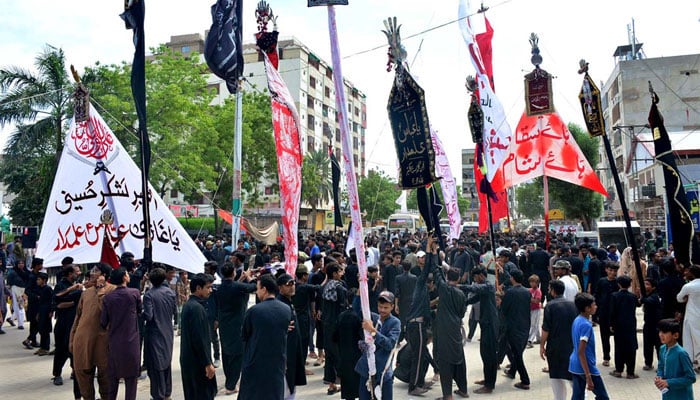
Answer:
[
  {"left": 36, "top": 105, "right": 206, "bottom": 272},
  {"left": 263, "top": 53, "right": 302, "bottom": 276},
  {"left": 430, "top": 129, "right": 461, "bottom": 239},
  {"left": 459, "top": 1, "right": 513, "bottom": 182},
  {"left": 494, "top": 112, "right": 607, "bottom": 196}
]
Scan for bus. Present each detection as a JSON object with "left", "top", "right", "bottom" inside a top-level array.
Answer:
[{"left": 387, "top": 212, "right": 426, "bottom": 233}]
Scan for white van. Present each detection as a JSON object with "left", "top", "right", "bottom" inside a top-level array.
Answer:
[{"left": 387, "top": 213, "right": 426, "bottom": 233}]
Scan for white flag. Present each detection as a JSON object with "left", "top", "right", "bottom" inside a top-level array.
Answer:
[
  {"left": 395, "top": 191, "right": 408, "bottom": 213},
  {"left": 36, "top": 105, "right": 206, "bottom": 273}
]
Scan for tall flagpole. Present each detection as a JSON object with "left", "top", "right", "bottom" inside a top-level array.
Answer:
[
  {"left": 319, "top": 1, "right": 376, "bottom": 389},
  {"left": 232, "top": 78, "right": 243, "bottom": 247}
]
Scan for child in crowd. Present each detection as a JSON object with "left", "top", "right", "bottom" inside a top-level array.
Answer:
[
  {"left": 35, "top": 272, "right": 53, "bottom": 356},
  {"left": 594, "top": 261, "right": 620, "bottom": 366},
  {"left": 610, "top": 275, "right": 640, "bottom": 379},
  {"left": 655, "top": 319, "right": 696, "bottom": 399},
  {"left": 569, "top": 293, "right": 609, "bottom": 400},
  {"left": 641, "top": 277, "right": 662, "bottom": 370},
  {"left": 528, "top": 274, "right": 542, "bottom": 347}
]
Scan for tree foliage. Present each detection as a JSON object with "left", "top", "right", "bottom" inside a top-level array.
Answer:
[
  {"left": 515, "top": 183, "right": 544, "bottom": 220},
  {"left": 357, "top": 169, "right": 400, "bottom": 223},
  {"left": 301, "top": 149, "right": 332, "bottom": 221},
  {"left": 0, "top": 45, "right": 73, "bottom": 225}
]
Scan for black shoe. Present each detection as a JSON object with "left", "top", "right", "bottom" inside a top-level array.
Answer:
[
  {"left": 6, "top": 318, "right": 15, "bottom": 327},
  {"left": 0, "top": 329, "right": 5, "bottom": 334},
  {"left": 52, "top": 376, "right": 63, "bottom": 386},
  {"left": 22, "top": 340, "right": 33, "bottom": 349}
]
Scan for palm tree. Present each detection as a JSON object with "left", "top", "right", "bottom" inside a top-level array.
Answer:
[
  {"left": 301, "top": 149, "right": 333, "bottom": 230},
  {"left": 0, "top": 45, "right": 73, "bottom": 225}
]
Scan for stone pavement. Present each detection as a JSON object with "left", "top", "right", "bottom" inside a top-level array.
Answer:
[{"left": 0, "top": 306, "right": 696, "bottom": 399}]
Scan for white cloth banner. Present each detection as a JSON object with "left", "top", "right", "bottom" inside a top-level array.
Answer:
[
  {"left": 430, "top": 129, "right": 461, "bottom": 240},
  {"left": 36, "top": 105, "right": 206, "bottom": 273},
  {"left": 458, "top": 0, "right": 513, "bottom": 182},
  {"left": 395, "top": 191, "right": 408, "bottom": 213}
]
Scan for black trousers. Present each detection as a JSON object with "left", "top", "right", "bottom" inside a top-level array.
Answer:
[
  {"left": 438, "top": 359, "right": 467, "bottom": 397},
  {"left": 479, "top": 321, "right": 498, "bottom": 389},
  {"left": 52, "top": 317, "right": 72, "bottom": 377},
  {"left": 505, "top": 334, "right": 530, "bottom": 385},
  {"left": 643, "top": 323, "right": 661, "bottom": 367},
  {"left": 599, "top": 321, "right": 612, "bottom": 361},
  {"left": 467, "top": 318, "right": 478, "bottom": 340},
  {"left": 222, "top": 352, "right": 243, "bottom": 391},
  {"left": 108, "top": 375, "right": 137, "bottom": 400},
  {"left": 147, "top": 366, "right": 172, "bottom": 400},
  {"left": 209, "top": 320, "right": 220, "bottom": 360},
  {"left": 613, "top": 335, "right": 636, "bottom": 375},
  {"left": 26, "top": 303, "right": 38, "bottom": 343},
  {"left": 323, "top": 324, "right": 339, "bottom": 384},
  {"left": 406, "top": 321, "right": 429, "bottom": 390}
]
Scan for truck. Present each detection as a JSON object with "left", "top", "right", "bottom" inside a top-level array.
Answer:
[{"left": 596, "top": 220, "right": 641, "bottom": 249}]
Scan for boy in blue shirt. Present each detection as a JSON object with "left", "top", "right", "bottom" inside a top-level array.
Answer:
[
  {"left": 569, "top": 293, "right": 610, "bottom": 400},
  {"left": 655, "top": 318, "right": 695, "bottom": 399}
]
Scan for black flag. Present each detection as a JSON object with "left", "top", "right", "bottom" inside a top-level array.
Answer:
[
  {"left": 649, "top": 93, "right": 693, "bottom": 267},
  {"left": 121, "top": 0, "right": 152, "bottom": 266},
  {"left": 204, "top": 0, "right": 244, "bottom": 93},
  {"left": 330, "top": 150, "right": 343, "bottom": 227},
  {"left": 417, "top": 185, "right": 445, "bottom": 249}
]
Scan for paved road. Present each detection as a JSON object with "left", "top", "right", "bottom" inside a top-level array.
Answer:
[{"left": 1, "top": 305, "right": 696, "bottom": 399}]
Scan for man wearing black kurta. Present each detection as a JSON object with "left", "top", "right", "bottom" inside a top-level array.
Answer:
[
  {"left": 180, "top": 273, "right": 217, "bottom": 400},
  {"left": 405, "top": 246, "right": 434, "bottom": 396},
  {"left": 395, "top": 260, "right": 417, "bottom": 341},
  {"left": 217, "top": 263, "right": 256, "bottom": 395},
  {"left": 143, "top": 268, "right": 177, "bottom": 400},
  {"left": 292, "top": 265, "right": 317, "bottom": 370},
  {"left": 461, "top": 267, "right": 499, "bottom": 394},
  {"left": 433, "top": 252, "right": 469, "bottom": 399},
  {"left": 320, "top": 263, "right": 348, "bottom": 395},
  {"left": 540, "top": 279, "right": 578, "bottom": 400},
  {"left": 500, "top": 269, "right": 532, "bottom": 389},
  {"left": 101, "top": 268, "right": 142, "bottom": 400},
  {"left": 277, "top": 273, "right": 307, "bottom": 399},
  {"left": 610, "top": 275, "right": 640, "bottom": 378},
  {"left": 238, "top": 275, "right": 292, "bottom": 400},
  {"left": 51, "top": 264, "right": 83, "bottom": 397}
]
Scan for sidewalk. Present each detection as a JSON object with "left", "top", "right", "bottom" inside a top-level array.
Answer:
[{"left": 0, "top": 307, "right": 693, "bottom": 399}]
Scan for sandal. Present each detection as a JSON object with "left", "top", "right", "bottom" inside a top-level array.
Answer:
[
  {"left": 609, "top": 371, "right": 622, "bottom": 378},
  {"left": 327, "top": 386, "right": 340, "bottom": 395},
  {"left": 626, "top": 374, "right": 639, "bottom": 379},
  {"left": 602, "top": 360, "right": 610, "bottom": 367}
]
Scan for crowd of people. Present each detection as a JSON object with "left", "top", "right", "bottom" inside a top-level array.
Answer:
[{"left": 0, "top": 225, "right": 698, "bottom": 400}]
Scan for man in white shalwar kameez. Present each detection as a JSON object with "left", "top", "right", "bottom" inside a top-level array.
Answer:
[{"left": 677, "top": 265, "right": 700, "bottom": 369}]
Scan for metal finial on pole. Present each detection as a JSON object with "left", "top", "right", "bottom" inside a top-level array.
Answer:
[
  {"left": 382, "top": 17, "right": 407, "bottom": 72},
  {"left": 529, "top": 33, "right": 542, "bottom": 67}
]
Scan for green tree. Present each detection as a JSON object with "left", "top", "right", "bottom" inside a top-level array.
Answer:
[
  {"left": 357, "top": 169, "right": 400, "bottom": 223},
  {"left": 301, "top": 149, "right": 332, "bottom": 227},
  {"left": 515, "top": 182, "right": 544, "bottom": 220},
  {"left": 211, "top": 89, "right": 276, "bottom": 211},
  {"left": 547, "top": 123, "right": 603, "bottom": 230},
  {"left": 0, "top": 45, "right": 73, "bottom": 225},
  {"left": 404, "top": 183, "right": 469, "bottom": 220},
  {"left": 84, "top": 46, "right": 221, "bottom": 201}
]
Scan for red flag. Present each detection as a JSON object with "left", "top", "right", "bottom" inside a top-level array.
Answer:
[
  {"left": 263, "top": 53, "right": 302, "bottom": 275},
  {"left": 475, "top": 149, "right": 508, "bottom": 233},
  {"left": 100, "top": 233, "right": 120, "bottom": 269},
  {"left": 475, "top": 16, "right": 494, "bottom": 90},
  {"left": 496, "top": 112, "right": 607, "bottom": 196}
]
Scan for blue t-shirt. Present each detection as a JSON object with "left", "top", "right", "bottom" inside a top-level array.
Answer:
[{"left": 568, "top": 315, "right": 600, "bottom": 376}]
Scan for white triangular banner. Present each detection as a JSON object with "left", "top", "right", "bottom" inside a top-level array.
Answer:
[{"left": 36, "top": 105, "right": 206, "bottom": 273}]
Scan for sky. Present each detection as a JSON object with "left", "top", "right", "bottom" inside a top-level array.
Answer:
[{"left": 1, "top": 0, "right": 700, "bottom": 186}]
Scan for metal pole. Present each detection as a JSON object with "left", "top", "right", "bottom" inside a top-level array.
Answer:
[
  {"left": 601, "top": 133, "right": 645, "bottom": 296},
  {"left": 232, "top": 79, "right": 243, "bottom": 247}
]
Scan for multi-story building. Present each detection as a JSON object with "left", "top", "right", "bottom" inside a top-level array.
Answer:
[
  {"left": 461, "top": 148, "right": 478, "bottom": 222},
  {"left": 164, "top": 34, "right": 367, "bottom": 230},
  {"left": 598, "top": 43, "right": 700, "bottom": 232}
]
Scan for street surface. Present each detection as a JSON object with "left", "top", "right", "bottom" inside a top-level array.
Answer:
[{"left": 1, "top": 303, "right": 696, "bottom": 399}]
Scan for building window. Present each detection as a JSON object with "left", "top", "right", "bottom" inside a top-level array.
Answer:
[
  {"left": 336, "top": 148, "right": 341, "bottom": 160},
  {"left": 325, "top": 86, "right": 330, "bottom": 98},
  {"left": 612, "top": 103, "right": 620, "bottom": 124},
  {"left": 307, "top": 96, "right": 314, "bottom": 110},
  {"left": 335, "top": 128, "right": 341, "bottom": 142},
  {"left": 310, "top": 76, "right": 316, "bottom": 89},
  {"left": 326, "top": 68, "right": 333, "bottom": 79},
  {"left": 355, "top": 107, "right": 359, "bottom": 117},
  {"left": 278, "top": 48, "right": 284, "bottom": 60},
  {"left": 307, "top": 114, "right": 315, "bottom": 130},
  {"left": 353, "top": 122, "right": 359, "bottom": 133},
  {"left": 307, "top": 135, "right": 316, "bottom": 152},
  {"left": 258, "top": 52, "right": 264, "bottom": 62},
  {"left": 265, "top": 186, "right": 274, "bottom": 195},
  {"left": 323, "top": 122, "right": 331, "bottom": 138},
  {"left": 170, "top": 189, "right": 178, "bottom": 198},
  {"left": 353, "top": 136, "right": 358, "bottom": 150},
  {"left": 181, "top": 46, "right": 190, "bottom": 53}
]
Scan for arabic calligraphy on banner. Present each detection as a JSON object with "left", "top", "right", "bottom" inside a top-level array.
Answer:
[
  {"left": 495, "top": 112, "right": 607, "bottom": 196},
  {"left": 579, "top": 73, "right": 605, "bottom": 137},
  {"left": 36, "top": 105, "right": 206, "bottom": 273},
  {"left": 524, "top": 68, "right": 554, "bottom": 116},
  {"left": 387, "top": 69, "right": 437, "bottom": 189}
]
